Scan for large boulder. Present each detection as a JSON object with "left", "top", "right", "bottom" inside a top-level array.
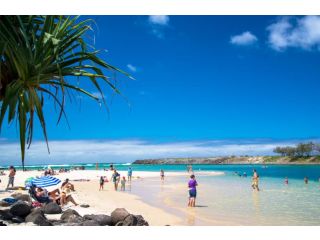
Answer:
[
  {"left": 60, "top": 209, "right": 83, "bottom": 223},
  {"left": 25, "top": 208, "right": 45, "bottom": 223},
  {"left": 11, "top": 193, "right": 31, "bottom": 202},
  {"left": 110, "top": 208, "right": 130, "bottom": 225},
  {"left": 0, "top": 209, "right": 14, "bottom": 221},
  {"left": 83, "top": 214, "right": 112, "bottom": 226},
  {"left": 122, "top": 214, "right": 138, "bottom": 226},
  {"left": 43, "top": 202, "right": 62, "bottom": 214},
  {"left": 9, "top": 201, "right": 31, "bottom": 218},
  {"left": 121, "top": 214, "right": 149, "bottom": 226},
  {"left": 135, "top": 215, "right": 149, "bottom": 226}
]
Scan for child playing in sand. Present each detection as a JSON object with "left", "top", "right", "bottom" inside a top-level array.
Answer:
[
  {"left": 120, "top": 176, "right": 126, "bottom": 191},
  {"left": 99, "top": 176, "right": 104, "bottom": 191}
]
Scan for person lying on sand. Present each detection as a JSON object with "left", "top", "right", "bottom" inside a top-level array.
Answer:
[{"left": 36, "top": 187, "right": 60, "bottom": 203}]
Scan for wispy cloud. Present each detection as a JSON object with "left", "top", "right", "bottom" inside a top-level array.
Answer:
[
  {"left": 148, "top": 15, "right": 169, "bottom": 26},
  {"left": 267, "top": 16, "right": 320, "bottom": 51},
  {"left": 0, "top": 139, "right": 316, "bottom": 166},
  {"left": 147, "top": 15, "right": 170, "bottom": 39},
  {"left": 230, "top": 31, "right": 258, "bottom": 46},
  {"left": 127, "top": 64, "right": 137, "bottom": 72}
]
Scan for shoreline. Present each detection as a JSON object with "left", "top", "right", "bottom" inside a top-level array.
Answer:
[{"left": 0, "top": 170, "right": 223, "bottom": 226}]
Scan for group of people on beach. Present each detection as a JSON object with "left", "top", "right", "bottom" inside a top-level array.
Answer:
[
  {"left": 99, "top": 167, "right": 133, "bottom": 191},
  {"left": 31, "top": 178, "right": 78, "bottom": 207}
]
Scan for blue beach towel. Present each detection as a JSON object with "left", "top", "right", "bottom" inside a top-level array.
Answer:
[{"left": 2, "top": 198, "right": 18, "bottom": 205}]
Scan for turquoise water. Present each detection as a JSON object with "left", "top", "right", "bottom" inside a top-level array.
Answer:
[
  {"left": 5, "top": 163, "right": 320, "bottom": 181},
  {"left": 129, "top": 173, "right": 320, "bottom": 225}
]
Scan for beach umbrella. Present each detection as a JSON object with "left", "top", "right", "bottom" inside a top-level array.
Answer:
[
  {"left": 31, "top": 176, "right": 61, "bottom": 188},
  {"left": 25, "top": 177, "right": 34, "bottom": 186}
]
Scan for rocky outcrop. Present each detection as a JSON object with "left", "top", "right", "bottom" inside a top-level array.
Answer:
[
  {"left": 1, "top": 205, "right": 149, "bottom": 226},
  {"left": 133, "top": 156, "right": 320, "bottom": 165}
]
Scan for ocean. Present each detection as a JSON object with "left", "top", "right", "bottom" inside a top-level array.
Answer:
[
  {"left": 2, "top": 163, "right": 320, "bottom": 225},
  {"left": 5, "top": 163, "right": 320, "bottom": 181}
]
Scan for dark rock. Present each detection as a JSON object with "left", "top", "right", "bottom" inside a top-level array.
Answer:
[
  {"left": 0, "top": 209, "right": 14, "bottom": 221},
  {"left": 115, "top": 221, "right": 124, "bottom": 226},
  {"left": 110, "top": 208, "right": 130, "bottom": 225},
  {"left": 0, "top": 201, "right": 10, "bottom": 207},
  {"left": 0, "top": 221, "right": 7, "bottom": 226},
  {"left": 81, "top": 220, "right": 100, "bottom": 226},
  {"left": 83, "top": 214, "right": 111, "bottom": 226},
  {"left": 63, "top": 222, "right": 82, "bottom": 226},
  {"left": 80, "top": 204, "right": 90, "bottom": 208},
  {"left": 38, "top": 220, "right": 53, "bottom": 226},
  {"left": 135, "top": 215, "right": 149, "bottom": 226},
  {"left": 60, "top": 209, "right": 82, "bottom": 223},
  {"left": 11, "top": 193, "right": 31, "bottom": 202},
  {"left": 25, "top": 209, "right": 45, "bottom": 223},
  {"left": 9, "top": 201, "right": 31, "bottom": 218},
  {"left": 43, "top": 202, "right": 62, "bottom": 214},
  {"left": 49, "top": 219, "right": 63, "bottom": 226},
  {"left": 123, "top": 214, "right": 138, "bottom": 226},
  {"left": 31, "top": 208, "right": 45, "bottom": 215},
  {"left": 11, "top": 216, "right": 25, "bottom": 223}
]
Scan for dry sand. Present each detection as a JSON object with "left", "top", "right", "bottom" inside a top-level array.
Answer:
[{"left": 0, "top": 169, "right": 222, "bottom": 225}]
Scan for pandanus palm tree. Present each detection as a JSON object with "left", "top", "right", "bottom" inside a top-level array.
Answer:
[{"left": 0, "top": 16, "right": 131, "bottom": 168}]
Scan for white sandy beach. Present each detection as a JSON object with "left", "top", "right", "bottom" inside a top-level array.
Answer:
[{"left": 0, "top": 169, "right": 223, "bottom": 226}]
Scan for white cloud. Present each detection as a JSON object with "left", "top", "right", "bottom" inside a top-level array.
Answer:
[
  {"left": 267, "top": 16, "right": 320, "bottom": 51},
  {"left": 148, "top": 15, "right": 169, "bottom": 26},
  {"left": 230, "top": 31, "right": 258, "bottom": 46},
  {"left": 127, "top": 64, "right": 137, "bottom": 72},
  {"left": 147, "top": 15, "right": 170, "bottom": 38},
  {"left": 0, "top": 139, "right": 314, "bottom": 166}
]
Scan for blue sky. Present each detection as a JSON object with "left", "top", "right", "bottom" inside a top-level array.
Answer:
[{"left": 2, "top": 16, "right": 320, "bottom": 165}]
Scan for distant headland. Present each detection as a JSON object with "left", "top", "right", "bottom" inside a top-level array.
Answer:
[{"left": 133, "top": 156, "right": 320, "bottom": 165}]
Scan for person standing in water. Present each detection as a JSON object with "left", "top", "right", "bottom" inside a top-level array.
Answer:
[
  {"left": 120, "top": 176, "right": 126, "bottom": 191},
  {"left": 188, "top": 174, "right": 198, "bottom": 207},
  {"left": 304, "top": 177, "right": 309, "bottom": 184},
  {"left": 251, "top": 169, "right": 260, "bottom": 191},
  {"left": 160, "top": 169, "right": 165, "bottom": 181},
  {"left": 284, "top": 177, "right": 289, "bottom": 185}
]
